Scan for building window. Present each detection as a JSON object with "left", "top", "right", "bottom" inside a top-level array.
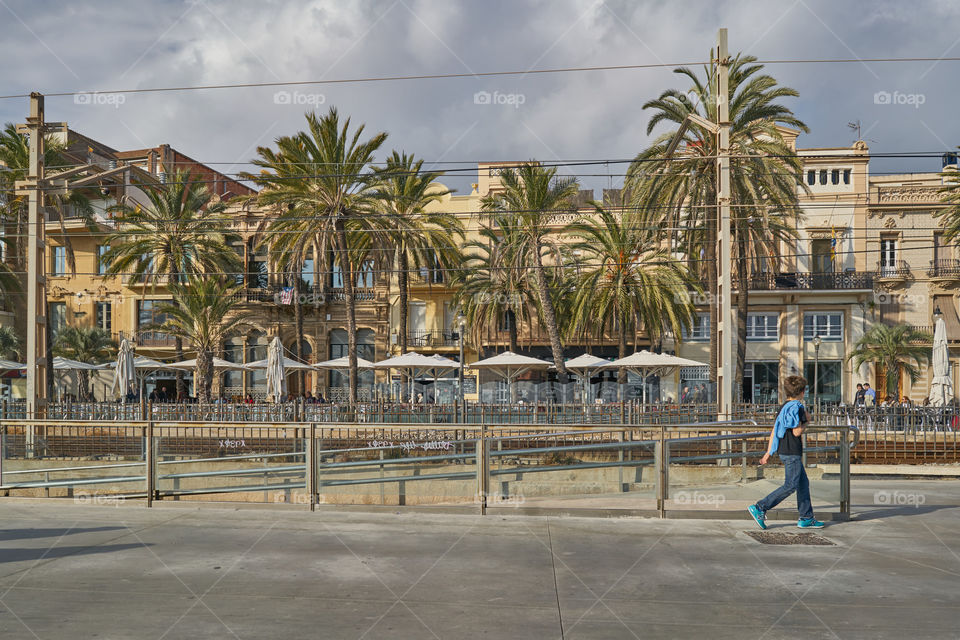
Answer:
[
  {"left": 806, "top": 170, "right": 816, "bottom": 185},
  {"left": 96, "top": 245, "right": 109, "bottom": 275},
  {"left": 831, "top": 169, "right": 840, "bottom": 185},
  {"left": 137, "top": 300, "right": 172, "bottom": 345},
  {"left": 819, "top": 169, "right": 827, "bottom": 185},
  {"left": 419, "top": 250, "right": 444, "bottom": 283},
  {"left": 743, "top": 362, "right": 779, "bottom": 404},
  {"left": 879, "top": 237, "right": 898, "bottom": 274},
  {"left": 357, "top": 259, "right": 375, "bottom": 289},
  {"left": 499, "top": 309, "right": 516, "bottom": 332},
  {"left": 804, "top": 312, "right": 843, "bottom": 341},
  {"left": 95, "top": 302, "right": 111, "bottom": 333},
  {"left": 811, "top": 239, "right": 833, "bottom": 274},
  {"left": 330, "top": 261, "right": 343, "bottom": 289},
  {"left": 300, "top": 258, "right": 314, "bottom": 288},
  {"left": 843, "top": 169, "right": 851, "bottom": 185},
  {"left": 51, "top": 246, "right": 66, "bottom": 276},
  {"left": 328, "top": 328, "right": 375, "bottom": 390},
  {"left": 746, "top": 313, "right": 779, "bottom": 340},
  {"left": 49, "top": 302, "right": 66, "bottom": 337},
  {"left": 682, "top": 312, "right": 710, "bottom": 341},
  {"left": 803, "top": 360, "right": 842, "bottom": 404}
]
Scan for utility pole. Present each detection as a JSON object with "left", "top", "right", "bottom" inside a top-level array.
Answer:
[{"left": 715, "top": 29, "right": 735, "bottom": 420}]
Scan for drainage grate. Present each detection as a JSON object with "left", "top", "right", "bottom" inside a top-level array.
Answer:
[{"left": 745, "top": 531, "right": 835, "bottom": 546}]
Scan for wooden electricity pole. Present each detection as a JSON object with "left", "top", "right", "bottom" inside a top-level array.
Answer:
[{"left": 715, "top": 29, "right": 735, "bottom": 420}]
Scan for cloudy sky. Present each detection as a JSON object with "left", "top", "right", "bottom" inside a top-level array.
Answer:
[{"left": 1, "top": 0, "right": 958, "bottom": 193}]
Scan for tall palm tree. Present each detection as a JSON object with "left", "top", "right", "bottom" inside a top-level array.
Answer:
[
  {"left": 935, "top": 161, "right": 960, "bottom": 238},
  {"left": 480, "top": 164, "right": 580, "bottom": 379},
  {"left": 101, "top": 170, "right": 240, "bottom": 396},
  {"left": 155, "top": 277, "right": 253, "bottom": 402},
  {"left": 568, "top": 203, "right": 696, "bottom": 382},
  {"left": 626, "top": 53, "right": 807, "bottom": 396},
  {"left": 0, "top": 325, "right": 22, "bottom": 360},
  {"left": 52, "top": 326, "right": 117, "bottom": 401},
  {"left": 847, "top": 323, "right": 931, "bottom": 401},
  {"left": 372, "top": 151, "right": 461, "bottom": 353},
  {"left": 240, "top": 108, "right": 387, "bottom": 404},
  {"left": 452, "top": 216, "right": 537, "bottom": 353}
]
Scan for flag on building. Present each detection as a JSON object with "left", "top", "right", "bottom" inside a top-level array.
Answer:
[{"left": 280, "top": 287, "right": 294, "bottom": 305}]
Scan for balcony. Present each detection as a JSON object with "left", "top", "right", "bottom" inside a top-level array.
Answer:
[
  {"left": 407, "top": 329, "right": 461, "bottom": 349},
  {"left": 409, "top": 269, "right": 445, "bottom": 286},
  {"left": 875, "top": 260, "right": 911, "bottom": 283},
  {"left": 927, "top": 259, "right": 960, "bottom": 282},
  {"left": 116, "top": 330, "right": 178, "bottom": 348},
  {"left": 229, "top": 285, "right": 379, "bottom": 305},
  {"left": 747, "top": 271, "right": 874, "bottom": 291}
]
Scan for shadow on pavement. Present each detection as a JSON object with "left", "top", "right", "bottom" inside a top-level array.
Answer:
[
  {"left": 0, "top": 527, "right": 126, "bottom": 542},
  {"left": 851, "top": 503, "right": 959, "bottom": 521},
  {"left": 0, "top": 542, "right": 148, "bottom": 564}
]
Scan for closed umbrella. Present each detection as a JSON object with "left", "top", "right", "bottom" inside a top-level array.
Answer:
[
  {"left": 112, "top": 338, "right": 137, "bottom": 401},
  {"left": 265, "top": 336, "right": 286, "bottom": 403},
  {"left": 931, "top": 317, "right": 953, "bottom": 407}
]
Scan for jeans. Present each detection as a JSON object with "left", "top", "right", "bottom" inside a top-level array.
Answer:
[{"left": 755, "top": 454, "right": 814, "bottom": 520}]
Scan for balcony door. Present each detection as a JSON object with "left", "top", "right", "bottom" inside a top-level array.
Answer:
[
  {"left": 879, "top": 238, "right": 897, "bottom": 276},
  {"left": 810, "top": 239, "right": 833, "bottom": 289},
  {"left": 409, "top": 301, "right": 427, "bottom": 348}
]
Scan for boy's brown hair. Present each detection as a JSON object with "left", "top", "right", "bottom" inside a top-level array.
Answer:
[{"left": 783, "top": 375, "right": 807, "bottom": 399}]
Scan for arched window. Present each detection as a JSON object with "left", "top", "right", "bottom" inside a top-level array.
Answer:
[
  {"left": 328, "top": 329, "right": 375, "bottom": 390},
  {"left": 246, "top": 331, "right": 268, "bottom": 392}
]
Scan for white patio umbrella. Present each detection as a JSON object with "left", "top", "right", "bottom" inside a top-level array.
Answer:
[
  {"left": 373, "top": 352, "right": 458, "bottom": 403},
  {"left": 468, "top": 351, "right": 552, "bottom": 403},
  {"left": 166, "top": 357, "right": 251, "bottom": 371},
  {"left": 552, "top": 353, "right": 611, "bottom": 403},
  {"left": 0, "top": 359, "right": 25, "bottom": 370},
  {"left": 264, "top": 336, "right": 286, "bottom": 403},
  {"left": 52, "top": 356, "right": 104, "bottom": 371},
  {"left": 245, "top": 356, "right": 317, "bottom": 371},
  {"left": 312, "top": 356, "right": 377, "bottom": 370},
  {"left": 112, "top": 338, "right": 137, "bottom": 400},
  {"left": 600, "top": 350, "right": 707, "bottom": 404},
  {"left": 930, "top": 316, "right": 953, "bottom": 407}
]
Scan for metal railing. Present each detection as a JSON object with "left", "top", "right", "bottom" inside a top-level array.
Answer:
[
  {"left": 928, "top": 258, "right": 960, "bottom": 278},
  {"left": 747, "top": 271, "right": 874, "bottom": 291},
  {"left": 0, "top": 419, "right": 858, "bottom": 519},
  {"left": 875, "top": 260, "right": 910, "bottom": 279}
]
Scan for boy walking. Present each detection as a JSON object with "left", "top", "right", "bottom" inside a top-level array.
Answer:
[{"left": 747, "top": 375, "right": 825, "bottom": 530}]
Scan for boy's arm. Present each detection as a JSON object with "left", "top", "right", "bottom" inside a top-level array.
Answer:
[
  {"left": 760, "top": 428, "right": 778, "bottom": 465},
  {"left": 792, "top": 405, "right": 809, "bottom": 436}
]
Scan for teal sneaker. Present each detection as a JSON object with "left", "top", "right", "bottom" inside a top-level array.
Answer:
[
  {"left": 797, "top": 517, "right": 825, "bottom": 529},
  {"left": 748, "top": 505, "right": 767, "bottom": 530}
]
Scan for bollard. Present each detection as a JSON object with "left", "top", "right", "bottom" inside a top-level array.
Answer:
[
  {"left": 840, "top": 427, "right": 851, "bottom": 516},
  {"left": 145, "top": 419, "right": 155, "bottom": 507},
  {"left": 306, "top": 422, "right": 316, "bottom": 511},
  {"left": 476, "top": 426, "right": 489, "bottom": 515}
]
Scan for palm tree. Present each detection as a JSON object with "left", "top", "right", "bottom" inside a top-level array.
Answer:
[
  {"left": 101, "top": 170, "right": 240, "bottom": 397},
  {"left": 626, "top": 53, "right": 807, "bottom": 397},
  {"left": 452, "top": 216, "right": 537, "bottom": 353},
  {"left": 935, "top": 161, "right": 960, "bottom": 239},
  {"left": 372, "top": 151, "right": 461, "bottom": 353},
  {"left": 847, "top": 323, "right": 932, "bottom": 401},
  {"left": 568, "top": 203, "right": 696, "bottom": 383},
  {"left": 480, "top": 164, "right": 580, "bottom": 379},
  {"left": 240, "top": 108, "right": 387, "bottom": 404},
  {"left": 0, "top": 325, "right": 22, "bottom": 360},
  {"left": 52, "top": 326, "right": 117, "bottom": 401},
  {"left": 155, "top": 277, "right": 253, "bottom": 402}
]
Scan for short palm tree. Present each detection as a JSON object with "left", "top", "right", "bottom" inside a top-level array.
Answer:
[
  {"left": 240, "top": 108, "right": 387, "bottom": 404},
  {"left": 155, "top": 277, "right": 253, "bottom": 402},
  {"left": 627, "top": 53, "right": 807, "bottom": 394},
  {"left": 53, "top": 326, "right": 117, "bottom": 401},
  {"left": 101, "top": 170, "right": 240, "bottom": 396},
  {"left": 372, "top": 151, "right": 461, "bottom": 353},
  {"left": 453, "top": 217, "right": 536, "bottom": 353},
  {"left": 480, "top": 164, "right": 580, "bottom": 379},
  {"left": 847, "top": 323, "right": 932, "bottom": 400},
  {"left": 0, "top": 325, "right": 22, "bottom": 360},
  {"left": 568, "top": 203, "right": 696, "bottom": 382}
]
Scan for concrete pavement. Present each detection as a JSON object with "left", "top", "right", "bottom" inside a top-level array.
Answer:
[{"left": 0, "top": 479, "right": 958, "bottom": 639}]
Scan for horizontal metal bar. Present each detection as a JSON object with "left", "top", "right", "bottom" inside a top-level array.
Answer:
[
  {"left": 158, "top": 482, "right": 306, "bottom": 497},
  {"left": 159, "top": 465, "right": 305, "bottom": 481},
  {"left": 2, "top": 461, "right": 144, "bottom": 475},
  {"left": 1, "top": 475, "right": 145, "bottom": 489},
  {"left": 490, "top": 459, "right": 654, "bottom": 477},
  {"left": 319, "top": 471, "right": 476, "bottom": 487},
  {"left": 157, "top": 451, "right": 304, "bottom": 465},
  {"left": 319, "top": 452, "right": 474, "bottom": 469},
  {"left": 491, "top": 440, "right": 657, "bottom": 457}
]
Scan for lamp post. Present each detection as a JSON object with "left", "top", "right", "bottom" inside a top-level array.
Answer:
[
  {"left": 812, "top": 334, "right": 822, "bottom": 418},
  {"left": 457, "top": 313, "right": 466, "bottom": 423}
]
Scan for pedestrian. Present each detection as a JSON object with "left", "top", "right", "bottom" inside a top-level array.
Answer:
[
  {"left": 681, "top": 386, "right": 690, "bottom": 403},
  {"left": 863, "top": 383, "right": 876, "bottom": 407},
  {"left": 748, "top": 375, "right": 825, "bottom": 530},
  {"left": 854, "top": 383, "right": 865, "bottom": 407}
]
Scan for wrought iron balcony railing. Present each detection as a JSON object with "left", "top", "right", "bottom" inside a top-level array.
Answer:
[{"left": 746, "top": 271, "right": 874, "bottom": 291}]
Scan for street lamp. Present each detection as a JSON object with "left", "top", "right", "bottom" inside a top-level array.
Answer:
[
  {"left": 812, "top": 334, "right": 822, "bottom": 417},
  {"left": 456, "top": 313, "right": 466, "bottom": 423}
]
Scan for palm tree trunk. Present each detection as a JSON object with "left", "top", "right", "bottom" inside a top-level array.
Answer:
[
  {"left": 293, "top": 274, "right": 304, "bottom": 394},
  {"left": 509, "top": 312, "right": 518, "bottom": 352},
  {"left": 79, "top": 369, "right": 90, "bottom": 402},
  {"left": 44, "top": 300, "right": 54, "bottom": 404},
  {"left": 197, "top": 350, "right": 213, "bottom": 403},
  {"left": 533, "top": 246, "right": 567, "bottom": 382},
  {"left": 399, "top": 251, "right": 408, "bottom": 353},
  {"left": 618, "top": 315, "right": 628, "bottom": 386},
  {"left": 167, "top": 260, "right": 186, "bottom": 399},
  {"left": 337, "top": 224, "right": 358, "bottom": 405}
]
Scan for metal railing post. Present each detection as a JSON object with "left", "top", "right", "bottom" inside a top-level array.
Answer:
[
  {"left": 840, "top": 427, "right": 851, "bottom": 516},
  {"left": 476, "top": 427, "right": 489, "bottom": 515},
  {"left": 306, "top": 422, "right": 316, "bottom": 511},
  {"left": 145, "top": 418, "right": 155, "bottom": 507},
  {"left": 655, "top": 426, "right": 669, "bottom": 518},
  {"left": 0, "top": 421, "right": 4, "bottom": 488}
]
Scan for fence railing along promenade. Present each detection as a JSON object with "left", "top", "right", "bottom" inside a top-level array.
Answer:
[{"left": 0, "top": 419, "right": 858, "bottom": 520}]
